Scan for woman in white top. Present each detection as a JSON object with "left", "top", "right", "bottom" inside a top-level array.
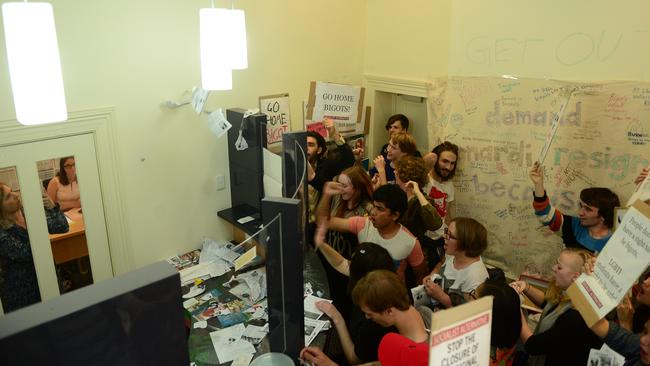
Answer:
[
  {"left": 47, "top": 156, "right": 81, "bottom": 212},
  {"left": 423, "top": 217, "right": 489, "bottom": 308}
]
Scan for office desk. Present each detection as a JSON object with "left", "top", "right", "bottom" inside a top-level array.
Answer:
[
  {"left": 49, "top": 210, "right": 87, "bottom": 265},
  {"left": 188, "top": 249, "right": 330, "bottom": 366}
]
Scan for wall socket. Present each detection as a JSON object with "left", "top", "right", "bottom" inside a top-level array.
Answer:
[{"left": 215, "top": 174, "right": 226, "bottom": 191}]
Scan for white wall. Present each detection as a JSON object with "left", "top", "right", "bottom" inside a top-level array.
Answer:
[
  {"left": 364, "top": 0, "right": 451, "bottom": 80},
  {"left": 0, "top": 0, "right": 367, "bottom": 269}
]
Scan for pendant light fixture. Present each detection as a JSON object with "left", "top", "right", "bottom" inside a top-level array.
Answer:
[
  {"left": 199, "top": 1, "right": 248, "bottom": 91},
  {"left": 2, "top": 2, "right": 67, "bottom": 125}
]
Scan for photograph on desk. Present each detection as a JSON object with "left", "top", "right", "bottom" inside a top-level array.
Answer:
[{"left": 38, "top": 156, "right": 92, "bottom": 294}]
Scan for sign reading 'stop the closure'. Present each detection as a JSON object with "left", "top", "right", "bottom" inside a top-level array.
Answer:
[{"left": 306, "top": 81, "right": 365, "bottom": 135}]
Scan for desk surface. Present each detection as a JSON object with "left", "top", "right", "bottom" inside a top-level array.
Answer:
[
  {"left": 187, "top": 248, "right": 330, "bottom": 366},
  {"left": 49, "top": 209, "right": 88, "bottom": 265},
  {"left": 50, "top": 209, "right": 85, "bottom": 241}
]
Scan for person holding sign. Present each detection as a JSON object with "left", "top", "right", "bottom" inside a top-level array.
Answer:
[
  {"left": 530, "top": 161, "right": 620, "bottom": 253},
  {"left": 511, "top": 248, "right": 602, "bottom": 366}
]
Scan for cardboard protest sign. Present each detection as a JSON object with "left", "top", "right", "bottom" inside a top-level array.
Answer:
[
  {"left": 429, "top": 296, "right": 492, "bottom": 366},
  {"left": 568, "top": 201, "right": 650, "bottom": 327},
  {"left": 306, "top": 81, "right": 365, "bottom": 136},
  {"left": 259, "top": 93, "right": 291, "bottom": 149}
]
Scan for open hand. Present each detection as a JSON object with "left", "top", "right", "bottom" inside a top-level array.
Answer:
[{"left": 373, "top": 155, "right": 386, "bottom": 171}]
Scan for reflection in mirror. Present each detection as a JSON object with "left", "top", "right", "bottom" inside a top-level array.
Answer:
[
  {"left": 0, "top": 166, "right": 69, "bottom": 313},
  {"left": 38, "top": 156, "right": 94, "bottom": 294}
]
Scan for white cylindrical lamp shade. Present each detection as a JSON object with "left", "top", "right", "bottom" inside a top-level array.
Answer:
[
  {"left": 199, "top": 8, "right": 232, "bottom": 91},
  {"left": 229, "top": 9, "right": 248, "bottom": 70},
  {"left": 2, "top": 2, "right": 67, "bottom": 125}
]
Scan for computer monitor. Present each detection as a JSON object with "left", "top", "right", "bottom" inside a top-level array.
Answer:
[{"left": 0, "top": 261, "right": 188, "bottom": 366}]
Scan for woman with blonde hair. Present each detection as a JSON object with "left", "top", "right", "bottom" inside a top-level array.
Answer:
[
  {"left": 0, "top": 182, "right": 68, "bottom": 312},
  {"left": 510, "top": 248, "right": 603, "bottom": 366}
]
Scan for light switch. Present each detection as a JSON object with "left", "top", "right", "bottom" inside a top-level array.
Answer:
[{"left": 215, "top": 174, "right": 226, "bottom": 191}]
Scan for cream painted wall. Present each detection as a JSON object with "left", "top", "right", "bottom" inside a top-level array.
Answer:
[
  {"left": 0, "top": 0, "right": 367, "bottom": 269},
  {"left": 364, "top": 0, "right": 451, "bottom": 80}
]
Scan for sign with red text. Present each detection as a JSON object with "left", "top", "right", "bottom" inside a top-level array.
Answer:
[
  {"left": 569, "top": 201, "right": 650, "bottom": 326},
  {"left": 259, "top": 93, "right": 291, "bottom": 149},
  {"left": 429, "top": 296, "right": 492, "bottom": 366},
  {"left": 306, "top": 81, "right": 364, "bottom": 136}
]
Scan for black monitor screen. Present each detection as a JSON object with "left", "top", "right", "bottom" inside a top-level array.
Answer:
[{"left": 0, "top": 261, "right": 188, "bottom": 366}]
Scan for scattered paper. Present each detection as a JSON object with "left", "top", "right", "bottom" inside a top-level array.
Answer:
[
  {"left": 183, "top": 297, "right": 199, "bottom": 309},
  {"left": 304, "top": 318, "right": 328, "bottom": 346},
  {"left": 237, "top": 216, "right": 255, "bottom": 224},
  {"left": 304, "top": 295, "right": 332, "bottom": 320},
  {"left": 243, "top": 324, "right": 268, "bottom": 345},
  {"left": 191, "top": 86, "right": 210, "bottom": 114},
  {"left": 209, "top": 324, "right": 256, "bottom": 364},
  {"left": 234, "top": 246, "right": 257, "bottom": 271},
  {"left": 193, "top": 320, "right": 208, "bottom": 329},
  {"left": 207, "top": 108, "right": 232, "bottom": 139}
]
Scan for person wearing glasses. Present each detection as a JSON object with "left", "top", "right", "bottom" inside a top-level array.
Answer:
[
  {"left": 422, "top": 217, "right": 489, "bottom": 308},
  {"left": 46, "top": 156, "right": 81, "bottom": 212}
]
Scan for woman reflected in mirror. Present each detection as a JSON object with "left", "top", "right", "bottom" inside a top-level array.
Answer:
[
  {"left": 47, "top": 156, "right": 81, "bottom": 212},
  {"left": 0, "top": 182, "right": 69, "bottom": 312}
]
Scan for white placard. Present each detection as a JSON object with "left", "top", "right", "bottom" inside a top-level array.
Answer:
[
  {"left": 569, "top": 201, "right": 650, "bottom": 325},
  {"left": 307, "top": 81, "right": 364, "bottom": 135},
  {"left": 259, "top": 93, "right": 291, "bottom": 148},
  {"left": 429, "top": 296, "right": 492, "bottom": 366}
]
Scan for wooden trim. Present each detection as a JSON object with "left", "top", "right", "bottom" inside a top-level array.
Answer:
[{"left": 363, "top": 74, "right": 430, "bottom": 97}]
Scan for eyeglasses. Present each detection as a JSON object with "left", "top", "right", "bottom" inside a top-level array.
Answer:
[{"left": 443, "top": 227, "right": 457, "bottom": 240}]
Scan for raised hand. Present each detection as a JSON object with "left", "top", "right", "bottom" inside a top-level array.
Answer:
[
  {"left": 635, "top": 168, "right": 649, "bottom": 185},
  {"left": 323, "top": 181, "right": 344, "bottom": 197},
  {"left": 373, "top": 155, "right": 386, "bottom": 171},
  {"left": 509, "top": 280, "right": 528, "bottom": 295},
  {"left": 423, "top": 151, "right": 438, "bottom": 171}
]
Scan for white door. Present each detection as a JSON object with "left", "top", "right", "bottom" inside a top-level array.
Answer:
[
  {"left": 0, "top": 133, "right": 112, "bottom": 312},
  {"left": 394, "top": 94, "right": 429, "bottom": 152}
]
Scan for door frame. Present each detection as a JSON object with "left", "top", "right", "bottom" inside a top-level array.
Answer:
[{"left": 0, "top": 107, "right": 132, "bottom": 274}]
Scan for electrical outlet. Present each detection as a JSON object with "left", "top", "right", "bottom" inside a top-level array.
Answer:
[{"left": 215, "top": 174, "right": 226, "bottom": 191}]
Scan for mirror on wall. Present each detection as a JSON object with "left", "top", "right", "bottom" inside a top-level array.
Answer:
[
  {"left": 0, "top": 166, "right": 43, "bottom": 313},
  {"left": 38, "top": 156, "right": 94, "bottom": 294}
]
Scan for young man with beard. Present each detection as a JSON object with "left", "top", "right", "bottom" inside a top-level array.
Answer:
[
  {"left": 422, "top": 141, "right": 459, "bottom": 270},
  {"left": 316, "top": 184, "right": 429, "bottom": 283},
  {"left": 307, "top": 118, "right": 355, "bottom": 195},
  {"left": 529, "top": 161, "right": 620, "bottom": 253}
]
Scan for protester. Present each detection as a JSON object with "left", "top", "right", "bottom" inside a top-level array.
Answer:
[
  {"left": 511, "top": 248, "right": 602, "bottom": 366},
  {"left": 370, "top": 132, "right": 417, "bottom": 188},
  {"left": 423, "top": 217, "right": 489, "bottom": 308},
  {"left": 316, "top": 184, "right": 428, "bottom": 283},
  {"left": 529, "top": 161, "right": 620, "bottom": 253},
  {"left": 393, "top": 155, "right": 442, "bottom": 283},
  {"left": 476, "top": 280, "right": 521, "bottom": 366},
  {"left": 421, "top": 141, "right": 459, "bottom": 269}
]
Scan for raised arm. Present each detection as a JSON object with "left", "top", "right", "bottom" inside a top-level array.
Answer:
[
  {"left": 314, "top": 223, "right": 350, "bottom": 276},
  {"left": 510, "top": 280, "right": 546, "bottom": 308},
  {"left": 406, "top": 180, "right": 442, "bottom": 231}
]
